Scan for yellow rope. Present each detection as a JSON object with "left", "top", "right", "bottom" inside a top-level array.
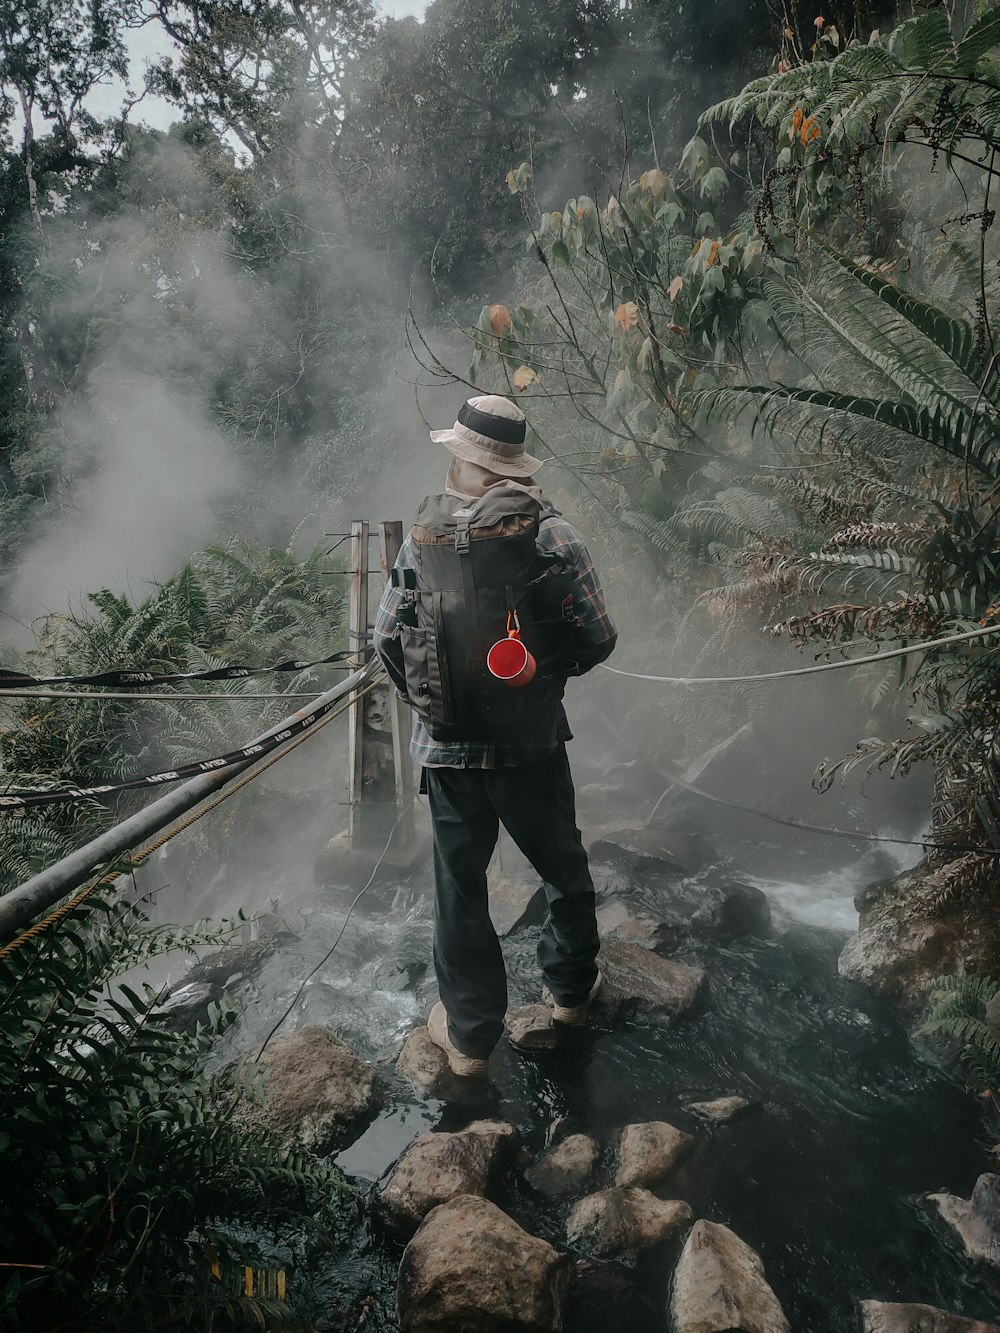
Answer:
[{"left": 0, "top": 676, "right": 386, "bottom": 962}]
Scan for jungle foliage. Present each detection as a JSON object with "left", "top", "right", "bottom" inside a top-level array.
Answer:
[
  {"left": 0, "top": 887, "right": 355, "bottom": 1330},
  {"left": 921, "top": 974, "right": 1000, "bottom": 1113},
  {"left": 0, "top": 535, "right": 345, "bottom": 894},
  {"left": 3, "top": 1, "right": 996, "bottom": 1326},
  {"left": 462, "top": 1, "right": 1000, "bottom": 854}
]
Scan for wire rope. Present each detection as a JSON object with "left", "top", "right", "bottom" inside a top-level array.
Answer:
[
  {"left": 0, "top": 676, "right": 387, "bottom": 961},
  {"left": 600, "top": 625, "right": 1000, "bottom": 685}
]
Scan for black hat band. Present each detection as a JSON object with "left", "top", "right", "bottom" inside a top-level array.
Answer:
[{"left": 457, "top": 400, "right": 526, "bottom": 446}]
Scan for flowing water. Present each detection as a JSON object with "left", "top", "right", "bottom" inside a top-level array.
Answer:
[{"left": 205, "top": 836, "right": 1000, "bottom": 1333}]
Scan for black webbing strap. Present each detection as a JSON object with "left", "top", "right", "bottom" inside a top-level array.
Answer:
[{"left": 455, "top": 525, "right": 487, "bottom": 713}]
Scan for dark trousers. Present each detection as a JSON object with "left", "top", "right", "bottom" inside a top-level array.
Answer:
[{"left": 424, "top": 746, "right": 600, "bottom": 1059}]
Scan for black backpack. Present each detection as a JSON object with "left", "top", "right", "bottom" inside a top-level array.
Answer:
[{"left": 392, "top": 488, "right": 578, "bottom": 743}]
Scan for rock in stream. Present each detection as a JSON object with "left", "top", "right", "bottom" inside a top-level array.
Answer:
[
  {"left": 615, "top": 1120, "right": 696, "bottom": 1188},
  {"left": 671, "top": 1218, "right": 791, "bottom": 1333},
  {"left": 926, "top": 1174, "right": 1000, "bottom": 1270},
  {"left": 246, "top": 1024, "right": 381, "bottom": 1155},
  {"left": 566, "top": 1186, "right": 691, "bottom": 1262},
  {"left": 397, "top": 1193, "right": 572, "bottom": 1332},
  {"left": 380, "top": 1120, "right": 518, "bottom": 1231},
  {"left": 860, "top": 1301, "right": 1000, "bottom": 1332}
]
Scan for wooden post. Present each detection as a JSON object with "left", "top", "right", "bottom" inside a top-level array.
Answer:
[
  {"left": 379, "top": 520, "right": 416, "bottom": 846},
  {"left": 346, "top": 518, "right": 416, "bottom": 852},
  {"left": 347, "top": 520, "right": 369, "bottom": 847}
]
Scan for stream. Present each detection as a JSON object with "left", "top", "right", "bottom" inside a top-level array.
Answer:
[{"left": 198, "top": 822, "right": 1000, "bottom": 1333}]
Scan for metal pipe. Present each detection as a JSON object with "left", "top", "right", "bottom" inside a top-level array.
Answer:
[{"left": 0, "top": 661, "right": 379, "bottom": 940}]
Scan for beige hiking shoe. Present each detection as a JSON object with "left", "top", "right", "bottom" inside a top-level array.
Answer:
[
  {"left": 542, "top": 970, "right": 603, "bottom": 1026},
  {"left": 426, "top": 1001, "right": 489, "bottom": 1079}
]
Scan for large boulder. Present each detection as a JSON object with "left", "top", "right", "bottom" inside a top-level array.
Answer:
[
  {"left": 594, "top": 942, "right": 706, "bottom": 1024},
  {"left": 380, "top": 1120, "right": 519, "bottom": 1231},
  {"left": 526, "top": 1134, "right": 600, "bottom": 1199},
  {"left": 566, "top": 1187, "right": 691, "bottom": 1262},
  {"left": 248, "top": 1024, "right": 380, "bottom": 1155},
  {"left": 397, "top": 1194, "right": 572, "bottom": 1332},
  {"left": 838, "top": 861, "right": 1000, "bottom": 1010},
  {"left": 860, "top": 1301, "right": 1000, "bottom": 1332},
  {"left": 615, "top": 1121, "right": 696, "bottom": 1189},
  {"left": 690, "top": 881, "right": 771, "bottom": 940},
  {"left": 671, "top": 1219, "right": 791, "bottom": 1333},
  {"left": 926, "top": 1174, "right": 1000, "bottom": 1269}
]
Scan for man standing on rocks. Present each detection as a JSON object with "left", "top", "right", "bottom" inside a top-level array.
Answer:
[{"left": 374, "top": 394, "right": 617, "bottom": 1077}]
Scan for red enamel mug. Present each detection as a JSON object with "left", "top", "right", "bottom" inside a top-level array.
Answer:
[{"left": 486, "top": 612, "right": 536, "bottom": 687}]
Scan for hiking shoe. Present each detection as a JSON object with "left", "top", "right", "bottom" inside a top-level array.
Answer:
[
  {"left": 542, "top": 971, "right": 603, "bottom": 1026},
  {"left": 427, "top": 1001, "right": 489, "bottom": 1079}
]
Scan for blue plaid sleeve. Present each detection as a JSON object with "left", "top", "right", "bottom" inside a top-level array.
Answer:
[{"left": 538, "top": 517, "right": 617, "bottom": 673}]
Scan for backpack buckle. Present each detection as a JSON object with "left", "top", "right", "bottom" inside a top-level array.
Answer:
[{"left": 454, "top": 521, "right": 471, "bottom": 555}]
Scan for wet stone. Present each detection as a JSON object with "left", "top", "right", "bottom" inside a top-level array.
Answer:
[
  {"left": 926, "top": 1174, "right": 1000, "bottom": 1269},
  {"left": 587, "top": 825, "right": 711, "bottom": 874},
  {"left": 507, "top": 1004, "right": 560, "bottom": 1052},
  {"left": 566, "top": 1187, "right": 692, "bottom": 1262},
  {"left": 183, "top": 937, "right": 276, "bottom": 990},
  {"left": 596, "top": 898, "right": 688, "bottom": 955},
  {"left": 380, "top": 1120, "right": 519, "bottom": 1232},
  {"left": 594, "top": 941, "right": 706, "bottom": 1024},
  {"left": 615, "top": 1121, "right": 696, "bottom": 1189},
  {"left": 686, "top": 1096, "right": 752, "bottom": 1124},
  {"left": 397, "top": 1194, "right": 572, "bottom": 1333},
  {"left": 860, "top": 1301, "right": 1000, "bottom": 1332},
  {"left": 154, "top": 981, "right": 221, "bottom": 1032},
  {"left": 671, "top": 1219, "right": 791, "bottom": 1333},
  {"left": 690, "top": 880, "right": 772, "bottom": 940},
  {"left": 374, "top": 955, "right": 428, "bottom": 993},
  {"left": 248, "top": 1024, "right": 381, "bottom": 1156},
  {"left": 526, "top": 1134, "right": 600, "bottom": 1199}
]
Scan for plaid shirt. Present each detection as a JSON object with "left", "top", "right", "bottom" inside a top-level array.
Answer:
[{"left": 373, "top": 512, "right": 616, "bottom": 768}]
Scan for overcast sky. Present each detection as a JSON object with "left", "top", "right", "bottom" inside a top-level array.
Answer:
[{"left": 93, "top": 1, "right": 429, "bottom": 131}]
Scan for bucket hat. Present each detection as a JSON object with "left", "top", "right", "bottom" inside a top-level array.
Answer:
[{"left": 430, "top": 394, "right": 543, "bottom": 477}]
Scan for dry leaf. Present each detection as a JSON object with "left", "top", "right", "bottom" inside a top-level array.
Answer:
[
  {"left": 814, "top": 14, "right": 825, "bottom": 27},
  {"left": 505, "top": 169, "right": 518, "bottom": 193},
  {"left": 706, "top": 240, "right": 721, "bottom": 268},
  {"left": 613, "top": 369, "right": 627, "bottom": 391},
  {"left": 513, "top": 365, "right": 538, "bottom": 391},
  {"left": 489, "top": 303, "right": 512, "bottom": 337},
  {"left": 800, "top": 117, "right": 821, "bottom": 146},
  {"left": 613, "top": 301, "right": 640, "bottom": 332},
  {"left": 640, "top": 167, "right": 668, "bottom": 197},
  {"left": 668, "top": 322, "right": 686, "bottom": 337},
  {"left": 668, "top": 275, "right": 684, "bottom": 301}
]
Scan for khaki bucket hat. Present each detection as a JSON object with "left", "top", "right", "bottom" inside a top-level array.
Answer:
[{"left": 430, "top": 394, "right": 543, "bottom": 477}]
